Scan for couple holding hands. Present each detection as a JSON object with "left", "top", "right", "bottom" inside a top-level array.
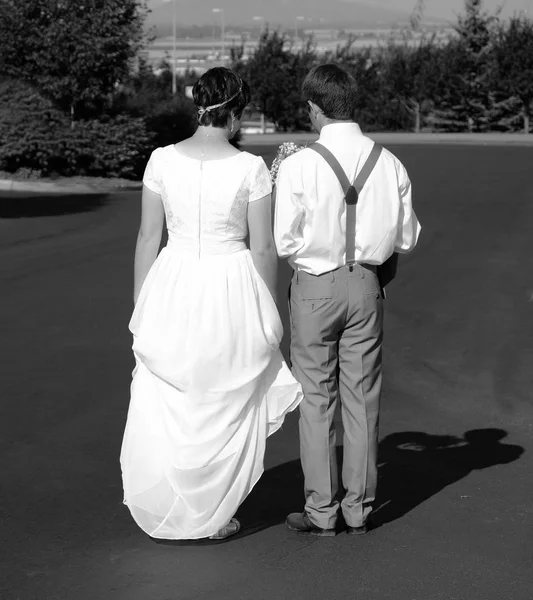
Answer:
[{"left": 120, "top": 64, "right": 421, "bottom": 541}]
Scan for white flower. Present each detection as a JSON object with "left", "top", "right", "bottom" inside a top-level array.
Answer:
[{"left": 270, "top": 142, "right": 306, "bottom": 185}]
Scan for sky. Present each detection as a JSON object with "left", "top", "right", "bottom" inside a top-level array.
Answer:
[
  {"left": 354, "top": 0, "right": 532, "bottom": 19},
  {"left": 155, "top": 0, "right": 533, "bottom": 20}
]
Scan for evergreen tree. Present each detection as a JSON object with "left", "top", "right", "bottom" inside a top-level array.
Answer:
[
  {"left": 433, "top": 0, "right": 498, "bottom": 132},
  {"left": 493, "top": 16, "right": 533, "bottom": 133}
]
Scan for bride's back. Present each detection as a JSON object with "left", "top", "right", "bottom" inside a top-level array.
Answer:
[
  {"left": 143, "top": 145, "right": 271, "bottom": 256},
  {"left": 174, "top": 136, "right": 241, "bottom": 162}
]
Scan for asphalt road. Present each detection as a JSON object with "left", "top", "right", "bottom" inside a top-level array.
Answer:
[{"left": 1, "top": 144, "right": 533, "bottom": 600}]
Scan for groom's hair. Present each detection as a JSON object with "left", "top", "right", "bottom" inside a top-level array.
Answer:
[
  {"left": 302, "top": 64, "right": 357, "bottom": 120},
  {"left": 193, "top": 67, "right": 251, "bottom": 128}
]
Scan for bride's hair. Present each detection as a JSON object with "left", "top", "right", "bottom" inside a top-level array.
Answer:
[{"left": 193, "top": 67, "right": 250, "bottom": 128}]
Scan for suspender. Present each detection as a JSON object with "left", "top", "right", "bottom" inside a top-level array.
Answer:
[{"left": 309, "top": 142, "right": 383, "bottom": 267}]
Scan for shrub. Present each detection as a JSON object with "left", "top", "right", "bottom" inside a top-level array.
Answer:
[
  {"left": 115, "top": 76, "right": 241, "bottom": 149},
  {"left": 0, "top": 79, "right": 151, "bottom": 178},
  {"left": 0, "top": 75, "right": 239, "bottom": 180},
  {"left": 113, "top": 69, "right": 202, "bottom": 152},
  {"left": 143, "top": 97, "right": 241, "bottom": 149},
  {"left": 144, "top": 98, "right": 197, "bottom": 149},
  {"left": 0, "top": 78, "right": 65, "bottom": 176},
  {"left": 67, "top": 116, "right": 152, "bottom": 179}
]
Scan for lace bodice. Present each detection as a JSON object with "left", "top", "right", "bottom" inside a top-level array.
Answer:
[{"left": 143, "top": 145, "right": 272, "bottom": 256}]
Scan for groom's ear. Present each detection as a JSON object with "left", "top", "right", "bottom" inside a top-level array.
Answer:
[{"left": 308, "top": 101, "right": 322, "bottom": 118}]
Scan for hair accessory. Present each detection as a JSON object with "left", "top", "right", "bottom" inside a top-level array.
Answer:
[{"left": 197, "top": 85, "right": 243, "bottom": 116}]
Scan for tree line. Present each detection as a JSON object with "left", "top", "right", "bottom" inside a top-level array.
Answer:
[
  {"left": 0, "top": 0, "right": 532, "bottom": 179},
  {"left": 233, "top": 0, "right": 533, "bottom": 135}
]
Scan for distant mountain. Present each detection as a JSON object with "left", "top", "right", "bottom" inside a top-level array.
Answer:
[{"left": 146, "top": 0, "right": 418, "bottom": 35}]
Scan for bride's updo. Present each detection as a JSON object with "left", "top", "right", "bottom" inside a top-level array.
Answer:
[{"left": 193, "top": 67, "right": 250, "bottom": 128}]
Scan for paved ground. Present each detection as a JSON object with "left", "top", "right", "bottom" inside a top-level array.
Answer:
[
  {"left": 241, "top": 131, "right": 533, "bottom": 147},
  {"left": 1, "top": 144, "right": 533, "bottom": 600}
]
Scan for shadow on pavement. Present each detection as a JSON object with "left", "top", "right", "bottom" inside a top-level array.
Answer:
[
  {"left": 0, "top": 192, "right": 110, "bottom": 218},
  {"left": 154, "top": 459, "right": 305, "bottom": 547},
  {"left": 372, "top": 428, "right": 524, "bottom": 526},
  {"left": 153, "top": 428, "right": 523, "bottom": 546}
]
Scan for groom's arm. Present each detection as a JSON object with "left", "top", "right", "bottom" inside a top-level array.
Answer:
[
  {"left": 273, "top": 161, "right": 305, "bottom": 259},
  {"left": 394, "top": 164, "right": 421, "bottom": 254}
]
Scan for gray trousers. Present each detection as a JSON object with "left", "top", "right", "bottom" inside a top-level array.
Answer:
[{"left": 289, "top": 263, "right": 383, "bottom": 529}]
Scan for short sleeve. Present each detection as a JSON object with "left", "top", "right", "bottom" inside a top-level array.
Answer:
[
  {"left": 142, "top": 149, "right": 162, "bottom": 195},
  {"left": 248, "top": 157, "right": 273, "bottom": 202}
]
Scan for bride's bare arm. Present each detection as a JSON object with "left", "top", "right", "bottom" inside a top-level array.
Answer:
[
  {"left": 133, "top": 185, "right": 165, "bottom": 305},
  {"left": 247, "top": 193, "right": 278, "bottom": 304}
]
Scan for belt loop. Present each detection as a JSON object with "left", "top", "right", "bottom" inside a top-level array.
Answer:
[{"left": 347, "top": 261, "right": 360, "bottom": 275}]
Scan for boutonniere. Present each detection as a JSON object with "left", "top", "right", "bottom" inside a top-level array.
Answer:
[{"left": 269, "top": 142, "right": 307, "bottom": 185}]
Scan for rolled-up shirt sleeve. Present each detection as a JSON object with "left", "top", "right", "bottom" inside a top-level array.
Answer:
[
  {"left": 274, "top": 159, "right": 305, "bottom": 259},
  {"left": 394, "top": 166, "right": 421, "bottom": 254}
]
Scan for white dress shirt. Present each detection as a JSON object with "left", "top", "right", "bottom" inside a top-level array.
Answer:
[{"left": 274, "top": 123, "right": 421, "bottom": 275}]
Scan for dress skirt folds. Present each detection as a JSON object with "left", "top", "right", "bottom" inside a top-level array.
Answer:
[
  {"left": 120, "top": 147, "right": 302, "bottom": 539},
  {"left": 120, "top": 240, "right": 302, "bottom": 540}
]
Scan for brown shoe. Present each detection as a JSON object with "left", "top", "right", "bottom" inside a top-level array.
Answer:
[
  {"left": 346, "top": 521, "right": 371, "bottom": 535},
  {"left": 286, "top": 512, "right": 336, "bottom": 537}
]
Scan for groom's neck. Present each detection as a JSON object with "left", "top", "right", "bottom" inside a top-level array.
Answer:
[{"left": 316, "top": 118, "right": 355, "bottom": 133}]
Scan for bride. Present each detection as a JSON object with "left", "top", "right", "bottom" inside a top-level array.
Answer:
[{"left": 120, "top": 67, "right": 303, "bottom": 541}]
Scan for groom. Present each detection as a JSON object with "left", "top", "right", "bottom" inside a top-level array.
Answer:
[{"left": 274, "top": 64, "right": 421, "bottom": 536}]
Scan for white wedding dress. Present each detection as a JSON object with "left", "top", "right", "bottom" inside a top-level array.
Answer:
[{"left": 120, "top": 145, "right": 303, "bottom": 540}]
